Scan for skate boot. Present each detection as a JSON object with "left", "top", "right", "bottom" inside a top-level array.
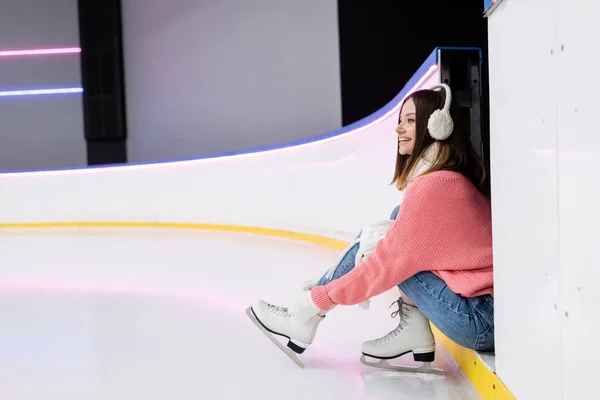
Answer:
[
  {"left": 360, "top": 298, "right": 445, "bottom": 376},
  {"left": 247, "top": 291, "right": 325, "bottom": 368}
]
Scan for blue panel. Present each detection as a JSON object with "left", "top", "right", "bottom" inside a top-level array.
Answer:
[
  {"left": 484, "top": 0, "right": 494, "bottom": 11},
  {"left": 0, "top": 46, "right": 481, "bottom": 174}
]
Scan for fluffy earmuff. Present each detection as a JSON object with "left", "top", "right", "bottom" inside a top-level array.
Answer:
[{"left": 427, "top": 84, "right": 454, "bottom": 140}]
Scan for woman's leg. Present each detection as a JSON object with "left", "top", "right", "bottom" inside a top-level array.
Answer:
[
  {"left": 315, "top": 204, "right": 401, "bottom": 287},
  {"left": 315, "top": 239, "right": 360, "bottom": 286},
  {"left": 399, "top": 272, "right": 495, "bottom": 351},
  {"left": 389, "top": 204, "right": 401, "bottom": 220}
]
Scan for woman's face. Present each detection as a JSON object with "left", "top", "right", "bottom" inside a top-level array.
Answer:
[{"left": 395, "top": 97, "right": 416, "bottom": 155}]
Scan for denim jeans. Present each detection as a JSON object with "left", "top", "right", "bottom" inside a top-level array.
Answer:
[{"left": 316, "top": 205, "right": 495, "bottom": 352}]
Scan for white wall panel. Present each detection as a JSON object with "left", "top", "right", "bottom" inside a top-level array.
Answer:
[
  {"left": 488, "top": 0, "right": 562, "bottom": 398},
  {"left": 489, "top": 0, "right": 600, "bottom": 397},
  {"left": 555, "top": 0, "right": 600, "bottom": 397}
]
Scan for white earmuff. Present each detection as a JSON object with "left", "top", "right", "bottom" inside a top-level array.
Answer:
[{"left": 427, "top": 83, "right": 454, "bottom": 140}]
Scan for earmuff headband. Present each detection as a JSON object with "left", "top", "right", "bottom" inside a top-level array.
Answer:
[{"left": 426, "top": 83, "right": 454, "bottom": 140}]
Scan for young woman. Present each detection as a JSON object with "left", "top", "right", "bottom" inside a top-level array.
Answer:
[{"left": 248, "top": 84, "right": 494, "bottom": 369}]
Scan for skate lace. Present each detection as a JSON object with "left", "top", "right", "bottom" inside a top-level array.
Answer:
[
  {"left": 374, "top": 298, "right": 409, "bottom": 343},
  {"left": 267, "top": 304, "right": 290, "bottom": 318}
]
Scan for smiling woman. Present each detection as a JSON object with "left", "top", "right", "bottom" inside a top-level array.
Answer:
[{"left": 249, "top": 83, "right": 495, "bottom": 380}]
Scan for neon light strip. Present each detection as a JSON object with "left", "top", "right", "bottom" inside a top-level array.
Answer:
[
  {"left": 0, "top": 87, "right": 83, "bottom": 97},
  {"left": 0, "top": 47, "right": 81, "bottom": 57}
]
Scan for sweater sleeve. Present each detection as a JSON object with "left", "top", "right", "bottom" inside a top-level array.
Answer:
[{"left": 310, "top": 175, "right": 448, "bottom": 310}]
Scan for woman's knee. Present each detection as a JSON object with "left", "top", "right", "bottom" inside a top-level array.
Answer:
[{"left": 390, "top": 205, "right": 400, "bottom": 220}]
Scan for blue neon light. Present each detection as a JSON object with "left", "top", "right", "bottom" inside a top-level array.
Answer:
[{"left": 0, "top": 88, "right": 83, "bottom": 97}]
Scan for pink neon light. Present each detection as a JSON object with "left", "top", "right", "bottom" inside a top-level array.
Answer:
[{"left": 0, "top": 47, "right": 81, "bottom": 57}]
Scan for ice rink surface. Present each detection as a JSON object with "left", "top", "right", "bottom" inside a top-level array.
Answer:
[{"left": 0, "top": 228, "right": 481, "bottom": 400}]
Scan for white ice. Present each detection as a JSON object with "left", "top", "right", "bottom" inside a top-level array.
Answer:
[{"left": 0, "top": 228, "right": 480, "bottom": 400}]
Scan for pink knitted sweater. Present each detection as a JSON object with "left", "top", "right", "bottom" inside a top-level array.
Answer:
[{"left": 310, "top": 170, "right": 494, "bottom": 311}]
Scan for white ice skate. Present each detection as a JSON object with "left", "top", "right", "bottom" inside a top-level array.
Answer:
[
  {"left": 360, "top": 298, "right": 445, "bottom": 376},
  {"left": 247, "top": 292, "right": 324, "bottom": 368}
]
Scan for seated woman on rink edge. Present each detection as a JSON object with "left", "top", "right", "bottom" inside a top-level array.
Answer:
[{"left": 249, "top": 83, "right": 494, "bottom": 369}]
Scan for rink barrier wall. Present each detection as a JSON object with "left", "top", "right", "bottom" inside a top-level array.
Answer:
[{"left": 0, "top": 221, "right": 514, "bottom": 400}]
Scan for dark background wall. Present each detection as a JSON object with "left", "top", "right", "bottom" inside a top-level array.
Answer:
[{"left": 338, "top": 0, "right": 488, "bottom": 125}]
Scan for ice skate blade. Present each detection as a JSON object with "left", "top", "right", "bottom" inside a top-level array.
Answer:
[
  {"left": 245, "top": 307, "right": 305, "bottom": 369},
  {"left": 360, "top": 354, "right": 445, "bottom": 376}
]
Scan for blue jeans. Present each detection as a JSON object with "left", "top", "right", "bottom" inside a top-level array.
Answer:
[{"left": 316, "top": 205, "right": 495, "bottom": 352}]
